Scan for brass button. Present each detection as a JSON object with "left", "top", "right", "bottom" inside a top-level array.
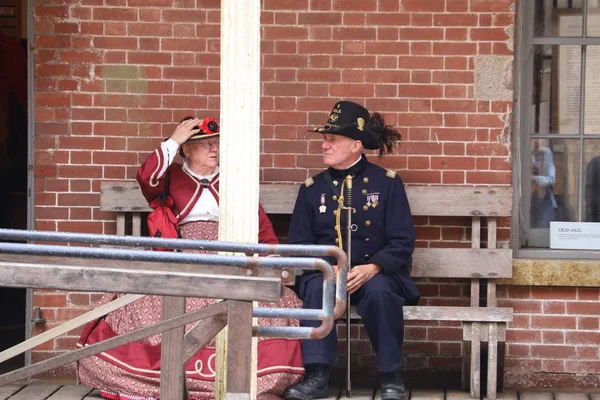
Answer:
[
  {"left": 363, "top": 177, "right": 369, "bottom": 183},
  {"left": 352, "top": 209, "right": 356, "bottom": 214},
  {"left": 333, "top": 209, "right": 338, "bottom": 215},
  {"left": 362, "top": 189, "right": 367, "bottom": 195},
  {"left": 335, "top": 238, "right": 339, "bottom": 244},
  {"left": 365, "top": 220, "right": 371, "bottom": 227},
  {"left": 364, "top": 254, "right": 370, "bottom": 258},
  {"left": 364, "top": 237, "right": 370, "bottom": 243},
  {"left": 362, "top": 205, "right": 369, "bottom": 211},
  {"left": 333, "top": 180, "right": 339, "bottom": 186},
  {"left": 335, "top": 225, "right": 340, "bottom": 230},
  {"left": 333, "top": 195, "right": 338, "bottom": 201}
]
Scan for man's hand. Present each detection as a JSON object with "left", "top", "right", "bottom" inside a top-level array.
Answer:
[
  {"left": 346, "top": 263, "right": 381, "bottom": 294},
  {"left": 171, "top": 118, "right": 202, "bottom": 145}
]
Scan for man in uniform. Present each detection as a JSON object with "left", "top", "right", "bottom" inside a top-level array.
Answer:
[{"left": 285, "top": 101, "right": 419, "bottom": 400}]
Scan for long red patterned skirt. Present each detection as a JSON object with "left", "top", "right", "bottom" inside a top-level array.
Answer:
[{"left": 76, "top": 221, "right": 304, "bottom": 400}]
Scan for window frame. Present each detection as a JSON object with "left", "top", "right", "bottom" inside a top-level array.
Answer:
[{"left": 513, "top": 0, "right": 600, "bottom": 258}]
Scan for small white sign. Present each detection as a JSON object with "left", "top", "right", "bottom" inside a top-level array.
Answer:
[{"left": 550, "top": 222, "right": 600, "bottom": 250}]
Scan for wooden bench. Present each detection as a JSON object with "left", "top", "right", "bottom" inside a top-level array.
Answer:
[{"left": 101, "top": 182, "right": 513, "bottom": 399}]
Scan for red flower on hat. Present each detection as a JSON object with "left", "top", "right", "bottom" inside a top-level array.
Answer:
[{"left": 199, "top": 117, "right": 219, "bottom": 135}]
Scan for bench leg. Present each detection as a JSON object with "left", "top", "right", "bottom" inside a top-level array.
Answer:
[
  {"left": 462, "top": 323, "right": 470, "bottom": 392},
  {"left": 486, "top": 323, "right": 498, "bottom": 399},
  {"left": 470, "top": 322, "right": 481, "bottom": 399}
]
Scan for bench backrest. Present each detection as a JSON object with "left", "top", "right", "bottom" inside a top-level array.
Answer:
[{"left": 100, "top": 182, "right": 513, "bottom": 283}]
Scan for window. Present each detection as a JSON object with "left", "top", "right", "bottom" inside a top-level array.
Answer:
[{"left": 516, "top": 0, "right": 600, "bottom": 257}]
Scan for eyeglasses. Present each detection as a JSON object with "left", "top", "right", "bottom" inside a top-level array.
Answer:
[{"left": 199, "top": 139, "right": 220, "bottom": 150}]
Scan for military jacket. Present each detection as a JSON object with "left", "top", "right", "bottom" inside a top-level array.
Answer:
[{"left": 289, "top": 155, "right": 416, "bottom": 280}]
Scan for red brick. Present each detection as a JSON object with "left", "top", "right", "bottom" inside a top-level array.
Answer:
[
  {"left": 543, "top": 331, "right": 565, "bottom": 344},
  {"left": 543, "top": 301, "right": 566, "bottom": 315},
  {"left": 531, "top": 345, "right": 576, "bottom": 359},
  {"left": 445, "top": 28, "right": 468, "bottom": 41},
  {"left": 434, "top": 14, "right": 478, "bottom": 27},
  {"left": 36, "top": 93, "right": 70, "bottom": 107},
  {"left": 400, "top": 28, "right": 443, "bottom": 40},
  {"left": 531, "top": 316, "right": 577, "bottom": 330},
  {"left": 576, "top": 346, "right": 599, "bottom": 360},
  {"left": 471, "top": 0, "right": 514, "bottom": 12},
  {"left": 470, "top": 28, "right": 510, "bottom": 41},
  {"left": 92, "top": 7, "right": 137, "bottom": 21},
  {"left": 507, "top": 343, "right": 529, "bottom": 357},
  {"left": 33, "top": 294, "right": 68, "bottom": 307},
  {"left": 567, "top": 302, "right": 600, "bottom": 315},
  {"left": 433, "top": 71, "right": 474, "bottom": 83},
  {"left": 532, "top": 287, "right": 578, "bottom": 300},
  {"left": 92, "top": 151, "right": 138, "bottom": 165},
  {"left": 366, "top": 13, "right": 409, "bottom": 26},
  {"left": 402, "top": 0, "right": 444, "bottom": 12},
  {"left": 565, "top": 360, "right": 600, "bottom": 374},
  {"left": 333, "top": 28, "right": 376, "bottom": 41},
  {"left": 433, "top": 42, "right": 477, "bottom": 55},
  {"left": 506, "top": 329, "right": 541, "bottom": 343},
  {"left": 36, "top": 5, "right": 69, "bottom": 18},
  {"left": 297, "top": 69, "right": 340, "bottom": 83},
  {"left": 577, "top": 316, "right": 599, "bottom": 330},
  {"left": 433, "top": 99, "right": 476, "bottom": 112},
  {"left": 398, "top": 56, "right": 443, "bottom": 70}
]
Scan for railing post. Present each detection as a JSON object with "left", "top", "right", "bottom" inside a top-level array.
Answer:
[
  {"left": 160, "top": 296, "right": 188, "bottom": 399},
  {"left": 225, "top": 301, "right": 254, "bottom": 400}
]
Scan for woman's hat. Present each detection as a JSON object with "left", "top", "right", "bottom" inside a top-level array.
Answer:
[
  {"left": 309, "top": 101, "right": 379, "bottom": 150},
  {"left": 181, "top": 116, "right": 220, "bottom": 142}
]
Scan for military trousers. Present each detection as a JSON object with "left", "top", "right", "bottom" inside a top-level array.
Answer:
[{"left": 294, "top": 271, "right": 407, "bottom": 373}]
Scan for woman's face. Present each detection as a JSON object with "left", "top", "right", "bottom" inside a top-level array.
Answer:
[{"left": 183, "top": 138, "right": 220, "bottom": 170}]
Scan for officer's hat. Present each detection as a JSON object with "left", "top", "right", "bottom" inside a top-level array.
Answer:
[
  {"left": 181, "top": 116, "right": 220, "bottom": 143},
  {"left": 309, "top": 101, "right": 379, "bottom": 150}
]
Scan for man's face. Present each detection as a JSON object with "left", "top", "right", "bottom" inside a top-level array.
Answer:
[{"left": 321, "top": 133, "right": 361, "bottom": 169}]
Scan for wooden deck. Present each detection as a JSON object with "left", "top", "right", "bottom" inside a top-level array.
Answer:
[{"left": 1, "top": 382, "right": 599, "bottom": 400}]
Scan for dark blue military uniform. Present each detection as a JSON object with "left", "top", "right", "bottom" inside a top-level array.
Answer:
[{"left": 289, "top": 155, "right": 420, "bottom": 373}]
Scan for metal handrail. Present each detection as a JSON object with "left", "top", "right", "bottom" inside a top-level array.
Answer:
[
  {"left": 0, "top": 228, "right": 348, "bottom": 319},
  {"left": 0, "top": 228, "right": 347, "bottom": 339}
]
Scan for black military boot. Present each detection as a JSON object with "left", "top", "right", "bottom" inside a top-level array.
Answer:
[
  {"left": 380, "top": 370, "right": 408, "bottom": 400},
  {"left": 284, "top": 363, "right": 330, "bottom": 400}
]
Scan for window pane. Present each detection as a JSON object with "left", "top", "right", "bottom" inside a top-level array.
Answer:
[
  {"left": 528, "top": 138, "right": 579, "bottom": 247},
  {"left": 586, "top": 3, "right": 600, "bottom": 36},
  {"left": 584, "top": 139, "right": 600, "bottom": 221},
  {"left": 584, "top": 46, "right": 600, "bottom": 133},
  {"left": 532, "top": 45, "right": 581, "bottom": 135},
  {"left": 536, "top": 0, "right": 583, "bottom": 37}
]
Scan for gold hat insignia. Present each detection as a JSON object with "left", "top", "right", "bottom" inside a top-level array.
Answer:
[{"left": 357, "top": 117, "right": 365, "bottom": 131}]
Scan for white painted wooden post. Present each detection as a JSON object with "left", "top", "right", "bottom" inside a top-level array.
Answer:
[{"left": 215, "top": 0, "right": 261, "bottom": 399}]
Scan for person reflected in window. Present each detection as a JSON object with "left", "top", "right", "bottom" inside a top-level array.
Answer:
[
  {"left": 585, "top": 154, "right": 600, "bottom": 222},
  {"left": 531, "top": 139, "right": 557, "bottom": 228}
]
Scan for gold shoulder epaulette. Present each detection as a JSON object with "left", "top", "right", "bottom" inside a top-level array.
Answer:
[
  {"left": 304, "top": 177, "right": 315, "bottom": 187},
  {"left": 386, "top": 169, "right": 396, "bottom": 179}
]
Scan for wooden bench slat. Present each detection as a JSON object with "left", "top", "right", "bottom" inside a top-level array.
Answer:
[
  {"left": 101, "top": 182, "right": 513, "bottom": 217},
  {"left": 349, "top": 306, "right": 513, "bottom": 322},
  {"left": 412, "top": 248, "right": 512, "bottom": 279}
]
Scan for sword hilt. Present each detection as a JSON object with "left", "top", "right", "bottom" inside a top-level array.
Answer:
[{"left": 344, "top": 175, "right": 352, "bottom": 207}]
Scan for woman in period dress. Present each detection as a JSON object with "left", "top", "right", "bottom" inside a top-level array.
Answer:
[{"left": 76, "top": 116, "right": 304, "bottom": 400}]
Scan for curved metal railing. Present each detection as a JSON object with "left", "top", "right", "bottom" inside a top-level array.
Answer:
[{"left": 0, "top": 228, "right": 348, "bottom": 339}]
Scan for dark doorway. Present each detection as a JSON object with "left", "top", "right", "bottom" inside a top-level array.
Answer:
[{"left": 0, "top": 0, "right": 28, "bottom": 373}]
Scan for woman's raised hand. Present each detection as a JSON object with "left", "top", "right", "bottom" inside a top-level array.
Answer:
[{"left": 171, "top": 118, "right": 202, "bottom": 145}]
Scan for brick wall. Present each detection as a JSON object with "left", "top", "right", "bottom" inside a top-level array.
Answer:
[{"left": 29, "top": 0, "right": 599, "bottom": 390}]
